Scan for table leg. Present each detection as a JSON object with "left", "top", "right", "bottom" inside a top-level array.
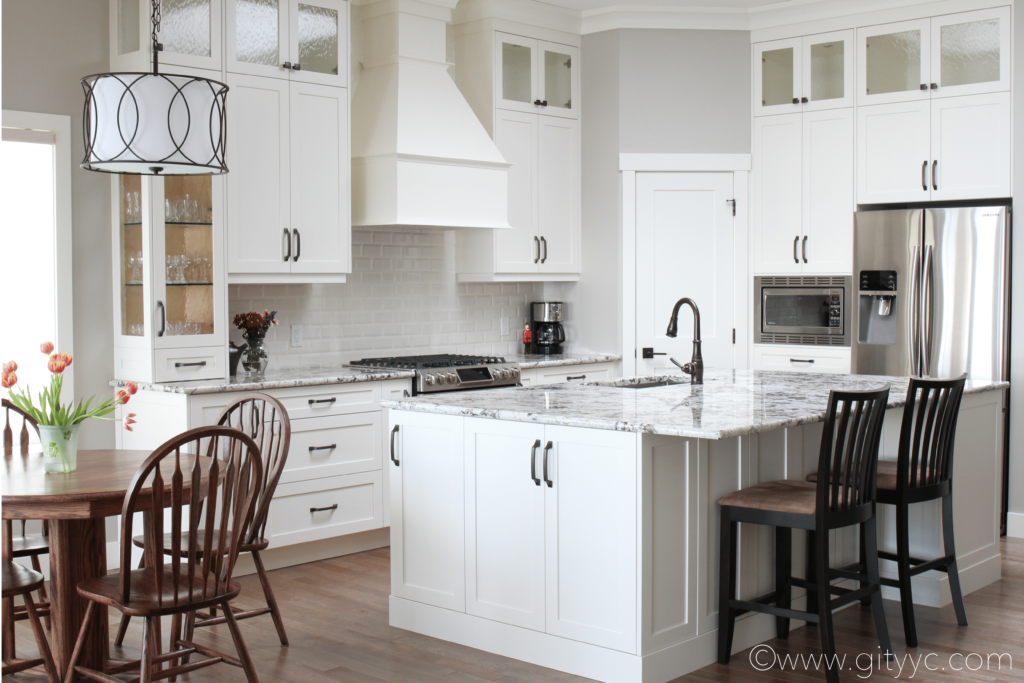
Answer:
[
  {"left": 49, "top": 518, "right": 109, "bottom": 673},
  {"left": 2, "top": 521, "right": 15, "bottom": 664}
]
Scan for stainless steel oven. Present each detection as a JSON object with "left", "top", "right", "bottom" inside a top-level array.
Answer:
[{"left": 754, "top": 276, "right": 851, "bottom": 346}]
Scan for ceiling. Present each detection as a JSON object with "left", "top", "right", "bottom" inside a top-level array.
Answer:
[{"left": 539, "top": 0, "right": 790, "bottom": 13}]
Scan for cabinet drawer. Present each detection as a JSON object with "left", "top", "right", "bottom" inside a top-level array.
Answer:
[
  {"left": 267, "top": 471, "right": 383, "bottom": 547},
  {"left": 280, "top": 413, "right": 382, "bottom": 484},
  {"left": 534, "top": 362, "right": 616, "bottom": 386},
  {"left": 271, "top": 383, "right": 382, "bottom": 419},
  {"left": 154, "top": 347, "right": 225, "bottom": 383},
  {"left": 752, "top": 345, "right": 850, "bottom": 374}
]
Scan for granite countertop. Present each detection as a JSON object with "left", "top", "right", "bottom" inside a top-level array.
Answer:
[
  {"left": 503, "top": 352, "right": 621, "bottom": 369},
  {"left": 111, "top": 367, "right": 416, "bottom": 395},
  {"left": 382, "top": 368, "right": 1008, "bottom": 440}
]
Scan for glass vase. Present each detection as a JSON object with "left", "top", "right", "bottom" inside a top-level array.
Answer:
[
  {"left": 39, "top": 424, "right": 81, "bottom": 474},
  {"left": 242, "top": 334, "right": 269, "bottom": 375}
]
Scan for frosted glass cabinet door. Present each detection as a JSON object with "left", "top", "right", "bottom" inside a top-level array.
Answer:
[
  {"left": 537, "top": 41, "right": 578, "bottom": 120},
  {"left": 495, "top": 33, "right": 538, "bottom": 115},
  {"left": 930, "top": 8, "right": 1010, "bottom": 98},
  {"left": 801, "top": 30, "right": 853, "bottom": 111},
  {"left": 857, "top": 19, "right": 930, "bottom": 106},
  {"left": 288, "top": 0, "right": 348, "bottom": 87},
  {"left": 157, "top": 0, "right": 223, "bottom": 70},
  {"left": 227, "top": 0, "right": 290, "bottom": 78},
  {"left": 754, "top": 38, "right": 802, "bottom": 117}
]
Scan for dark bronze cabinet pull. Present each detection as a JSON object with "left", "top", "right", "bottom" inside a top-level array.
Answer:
[
  {"left": 542, "top": 441, "right": 553, "bottom": 487},
  {"left": 530, "top": 439, "right": 541, "bottom": 486},
  {"left": 390, "top": 425, "right": 400, "bottom": 466},
  {"left": 790, "top": 358, "right": 815, "bottom": 364},
  {"left": 308, "top": 444, "right": 336, "bottom": 452},
  {"left": 310, "top": 504, "right": 338, "bottom": 513},
  {"left": 922, "top": 160, "right": 928, "bottom": 191},
  {"left": 540, "top": 236, "right": 548, "bottom": 263},
  {"left": 157, "top": 301, "right": 166, "bottom": 337},
  {"left": 567, "top": 375, "right": 586, "bottom": 380},
  {"left": 308, "top": 397, "right": 337, "bottom": 405},
  {"left": 932, "top": 160, "right": 938, "bottom": 191},
  {"left": 534, "top": 236, "right": 540, "bottom": 263},
  {"left": 802, "top": 235, "right": 808, "bottom": 264},
  {"left": 174, "top": 361, "right": 207, "bottom": 368},
  {"left": 793, "top": 236, "right": 799, "bottom": 263},
  {"left": 283, "top": 228, "right": 291, "bottom": 261},
  {"left": 293, "top": 229, "right": 300, "bottom": 261}
]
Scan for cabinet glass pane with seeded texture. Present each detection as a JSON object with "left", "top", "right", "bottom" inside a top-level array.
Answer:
[
  {"left": 298, "top": 3, "right": 339, "bottom": 75},
  {"left": 162, "top": 0, "right": 212, "bottom": 57},
  {"left": 866, "top": 30, "right": 921, "bottom": 96},
  {"left": 236, "top": 0, "right": 280, "bottom": 65},
  {"left": 810, "top": 40, "right": 843, "bottom": 102},
  {"left": 940, "top": 19, "right": 999, "bottom": 88},
  {"left": 762, "top": 47, "right": 794, "bottom": 107}
]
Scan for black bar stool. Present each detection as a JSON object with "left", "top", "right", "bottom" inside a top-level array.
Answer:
[
  {"left": 717, "top": 385, "right": 893, "bottom": 683},
  {"left": 809, "top": 375, "right": 968, "bottom": 647},
  {"left": 1, "top": 558, "right": 58, "bottom": 682}
]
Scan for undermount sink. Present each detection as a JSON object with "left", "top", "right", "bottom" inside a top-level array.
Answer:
[{"left": 600, "top": 377, "right": 689, "bottom": 389}]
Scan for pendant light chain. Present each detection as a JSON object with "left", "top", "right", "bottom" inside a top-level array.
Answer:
[{"left": 151, "top": 0, "right": 162, "bottom": 74}]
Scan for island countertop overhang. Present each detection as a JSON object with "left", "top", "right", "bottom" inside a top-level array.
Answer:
[{"left": 381, "top": 368, "right": 1008, "bottom": 440}]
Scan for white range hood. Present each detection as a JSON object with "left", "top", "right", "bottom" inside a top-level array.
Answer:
[{"left": 351, "top": 0, "right": 511, "bottom": 230}]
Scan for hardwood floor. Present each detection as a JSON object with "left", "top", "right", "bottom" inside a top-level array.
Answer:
[{"left": 6, "top": 538, "right": 1023, "bottom": 683}]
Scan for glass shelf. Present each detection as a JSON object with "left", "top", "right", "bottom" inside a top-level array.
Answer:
[
  {"left": 166, "top": 221, "right": 214, "bottom": 226},
  {"left": 123, "top": 282, "right": 214, "bottom": 287}
]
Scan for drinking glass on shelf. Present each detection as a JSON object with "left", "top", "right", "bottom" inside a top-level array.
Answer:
[
  {"left": 198, "top": 256, "right": 211, "bottom": 283},
  {"left": 127, "top": 256, "right": 137, "bottom": 284}
]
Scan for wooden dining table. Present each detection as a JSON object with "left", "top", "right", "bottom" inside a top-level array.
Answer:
[{"left": 2, "top": 448, "right": 216, "bottom": 674}]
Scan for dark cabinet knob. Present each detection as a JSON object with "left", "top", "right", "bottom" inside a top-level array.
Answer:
[
  {"left": 792, "top": 98, "right": 799, "bottom": 104},
  {"left": 283, "top": 61, "right": 292, "bottom": 69},
  {"left": 293, "top": 63, "right": 301, "bottom": 71},
  {"left": 800, "top": 97, "right": 808, "bottom": 103},
  {"left": 920, "top": 84, "right": 928, "bottom": 90},
  {"left": 930, "top": 83, "right": 938, "bottom": 89}
]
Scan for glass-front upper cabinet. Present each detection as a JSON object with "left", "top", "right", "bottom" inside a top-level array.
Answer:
[
  {"left": 929, "top": 7, "right": 1010, "bottom": 98},
  {"left": 494, "top": 33, "right": 578, "bottom": 120},
  {"left": 110, "top": 0, "right": 223, "bottom": 72},
  {"left": 857, "top": 19, "right": 932, "bottom": 105},
  {"left": 226, "top": 0, "right": 289, "bottom": 77},
  {"left": 755, "top": 31, "right": 852, "bottom": 116},
  {"left": 112, "top": 174, "right": 226, "bottom": 383}
]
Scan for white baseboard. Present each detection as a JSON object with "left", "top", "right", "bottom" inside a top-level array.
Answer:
[
  {"left": 878, "top": 549, "right": 1001, "bottom": 607},
  {"left": 1008, "top": 512, "right": 1024, "bottom": 538}
]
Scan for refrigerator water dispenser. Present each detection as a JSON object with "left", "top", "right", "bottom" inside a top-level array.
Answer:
[{"left": 858, "top": 270, "right": 897, "bottom": 345}]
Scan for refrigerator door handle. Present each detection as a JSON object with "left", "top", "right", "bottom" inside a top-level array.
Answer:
[
  {"left": 922, "top": 245, "right": 934, "bottom": 376},
  {"left": 909, "top": 245, "right": 921, "bottom": 375}
]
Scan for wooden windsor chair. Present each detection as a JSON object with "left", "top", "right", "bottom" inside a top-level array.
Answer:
[
  {"left": 3, "top": 398, "right": 53, "bottom": 664},
  {"left": 64, "top": 425, "right": 264, "bottom": 683},
  {"left": 1, "top": 559, "right": 58, "bottom": 682},
  {"left": 115, "top": 394, "right": 293, "bottom": 647}
]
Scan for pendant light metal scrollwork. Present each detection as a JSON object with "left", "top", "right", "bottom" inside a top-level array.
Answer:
[{"left": 81, "top": 0, "right": 228, "bottom": 175}]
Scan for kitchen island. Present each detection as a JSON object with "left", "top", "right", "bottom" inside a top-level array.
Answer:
[{"left": 383, "top": 369, "right": 1007, "bottom": 683}]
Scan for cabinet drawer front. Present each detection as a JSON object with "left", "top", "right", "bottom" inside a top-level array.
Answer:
[
  {"left": 273, "top": 383, "right": 382, "bottom": 419},
  {"left": 753, "top": 345, "right": 850, "bottom": 374},
  {"left": 268, "top": 471, "right": 383, "bottom": 547},
  {"left": 154, "top": 348, "right": 225, "bottom": 383},
  {"left": 535, "top": 362, "right": 615, "bottom": 385},
  {"left": 280, "top": 413, "right": 382, "bottom": 484}
]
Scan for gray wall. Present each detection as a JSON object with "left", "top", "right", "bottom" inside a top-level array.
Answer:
[
  {"left": 552, "top": 28, "right": 750, "bottom": 356},
  {"left": 3, "top": 0, "right": 115, "bottom": 449}
]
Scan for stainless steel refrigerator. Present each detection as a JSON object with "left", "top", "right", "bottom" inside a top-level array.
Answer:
[{"left": 853, "top": 206, "right": 1009, "bottom": 382}]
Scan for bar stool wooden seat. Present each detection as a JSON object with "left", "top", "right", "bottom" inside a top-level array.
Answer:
[
  {"left": 807, "top": 374, "right": 968, "bottom": 647},
  {"left": 717, "top": 385, "right": 893, "bottom": 683},
  {"left": 3, "top": 398, "right": 53, "bottom": 654},
  {"left": 64, "top": 425, "right": 264, "bottom": 683},
  {"left": 115, "top": 394, "right": 292, "bottom": 647},
  {"left": 1, "top": 558, "right": 58, "bottom": 682}
]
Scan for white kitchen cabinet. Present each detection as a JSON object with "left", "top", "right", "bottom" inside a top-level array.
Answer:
[
  {"left": 532, "top": 362, "right": 615, "bottom": 385},
  {"left": 857, "top": 92, "right": 1009, "bottom": 204},
  {"left": 537, "top": 116, "right": 580, "bottom": 272},
  {"left": 111, "top": 170, "right": 227, "bottom": 384},
  {"left": 857, "top": 8, "right": 1009, "bottom": 106},
  {"left": 267, "top": 470, "right": 383, "bottom": 546},
  {"left": 494, "top": 33, "right": 578, "bottom": 120},
  {"left": 226, "top": 74, "right": 350, "bottom": 281},
  {"left": 226, "top": 0, "right": 290, "bottom": 78},
  {"left": 465, "top": 420, "right": 547, "bottom": 631},
  {"left": 390, "top": 411, "right": 466, "bottom": 612},
  {"left": 110, "top": 0, "right": 223, "bottom": 73},
  {"left": 752, "top": 344, "right": 851, "bottom": 374},
  {"left": 493, "top": 110, "right": 539, "bottom": 273},
  {"left": 754, "top": 30, "right": 852, "bottom": 117},
  {"left": 753, "top": 114, "right": 802, "bottom": 274}
]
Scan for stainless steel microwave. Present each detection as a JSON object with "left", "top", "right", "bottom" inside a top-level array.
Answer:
[{"left": 754, "top": 276, "right": 852, "bottom": 346}]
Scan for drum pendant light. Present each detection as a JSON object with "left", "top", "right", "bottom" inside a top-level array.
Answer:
[{"left": 80, "top": 0, "right": 228, "bottom": 175}]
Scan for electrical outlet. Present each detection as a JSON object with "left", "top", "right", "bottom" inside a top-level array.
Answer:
[
  {"left": 291, "top": 324, "right": 303, "bottom": 347},
  {"left": 500, "top": 316, "right": 510, "bottom": 336}
]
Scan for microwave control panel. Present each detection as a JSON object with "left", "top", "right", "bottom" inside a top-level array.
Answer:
[{"left": 828, "top": 290, "right": 843, "bottom": 328}]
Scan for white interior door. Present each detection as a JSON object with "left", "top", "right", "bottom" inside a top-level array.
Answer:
[
  {"left": 464, "top": 419, "right": 546, "bottom": 631},
  {"left": 636, "top": 173, "right": 736, "bottom": 375}
]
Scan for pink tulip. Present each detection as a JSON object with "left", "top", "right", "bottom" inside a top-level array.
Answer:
[
  {"left": 40, "top": 342, "right": 54, "bottom": 355},
  {"left": 124, "top": 423, "right": 134, "bottom": 432},
  {"left": 1, "top": 372, "right": 15, "bottom": 389},
  {"left": 48, "top": 356, "right": 67, "bottom": 374},
  {"left": 125, "top": 381, "right": 138, "bottom": 395},
  {"left": 1, "top": 361, "right": 15, "bottom": 374},
  {"left": 127, "top": 412, "right": 137, "bottom": 418},
  {"left": 115, "top": 389, "right": 129, "bottom": 404},
  {"left": 57, "top": 352, "right": 73, "bottom": 367}
]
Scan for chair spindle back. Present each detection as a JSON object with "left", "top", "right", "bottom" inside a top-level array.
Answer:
[
  {"left": 216, "top": 394, "right": 291, "bottom": 544},
  {"left": 119, "top": 426, "right": 263, "bottom": 608},
  {"left": 816, "top": 385, "right": 891, "bottom": 515},
  {"left": 3, "top": 399, "right": 38, "bottom": 457},
  {"left": 897, "top": 374, "right": 967, "bottom": 489}
]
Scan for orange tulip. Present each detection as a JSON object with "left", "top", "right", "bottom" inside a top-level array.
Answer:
[
  {"left": 48, "top": 356, "right": 67, "bottom": 374},
  {"left": 1, "top": 361, "right": 15, "bottom": 374},
  {"left": 40, "top": 342, "right": 54, "bottom": 355},
  {"left": 1, "top": 371, "right": 15, "bottom": 389},
  {"left": 115, "top": 389, "right": 130, "bottom": 404},
  {"left": 125, "top": 381, "right": 138, "bottom": 395},
  {"left": 57, "top": 352, "right": 72, "bottom": 367}
]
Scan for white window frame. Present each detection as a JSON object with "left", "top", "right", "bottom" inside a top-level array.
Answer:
[{"left": 2, "top": 110, "right": 75, "bottom": 400}]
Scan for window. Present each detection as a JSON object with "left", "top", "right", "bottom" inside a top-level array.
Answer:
[{"left": 1, "top": 111, "right": 75, "bottom": 439}]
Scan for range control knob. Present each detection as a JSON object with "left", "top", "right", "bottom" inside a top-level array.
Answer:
[
  {"left": 448, "top": 373, "right": 458, "bottom": 384},
  {"left": 425, "top": 374, "right": 436, "bottom": 386},
  {"left": 500, "top": 369, "right": 510, "bottom": 379}
]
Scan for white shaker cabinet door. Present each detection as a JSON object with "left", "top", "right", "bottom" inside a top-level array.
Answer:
[
  {"left": 390, "top": 411, "right": 465, "bottom": 612},
  {"left": 289, "top": 82, "right": 351, "bottom": 274},
  {"left": 544, "top": 426, "right": 638, "bottom": 653},
  {"left": 226, "top": 74, "right": 292, "bottom": 274},
  {"left": 494, "top": 110, "right": 540, "bottom": 274},
  {"left": 753, "top": 113, "right": 802, "bottom": 274},
  {"left": 802, "top": 108, "right": 853, "bottom": 274},
  {"left": 537, "top": 116, "right": 580, "bottom": 274},
  {"left": 856, "top": 100, "right": 931, "bottom": 205},
  {"left": 929, "top": 92, "right": 1010, "bottom": 202},
  {"left": 464, "top": 419, "right": 546, "bottom": 631}
]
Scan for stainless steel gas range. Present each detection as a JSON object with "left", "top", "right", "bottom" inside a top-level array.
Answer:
[{"left": 346, "top": 354, "right": 521, "bottom": 395}]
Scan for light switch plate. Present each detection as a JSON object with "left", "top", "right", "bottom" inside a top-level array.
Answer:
[
  {"left": 291, "top": 324, "right": 303, "bottom": 347},
  {"left": 500, "top": 317, "right": 510, "bottom": 336}
]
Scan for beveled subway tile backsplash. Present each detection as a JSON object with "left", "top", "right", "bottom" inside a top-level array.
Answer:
[{"left": 228, "top": 229, "right": 542, "bottom": 370}]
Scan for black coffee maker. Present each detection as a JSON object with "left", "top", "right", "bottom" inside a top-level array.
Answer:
[{"left": 529, "top": 302, "right": 565, "bottom": 354}]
